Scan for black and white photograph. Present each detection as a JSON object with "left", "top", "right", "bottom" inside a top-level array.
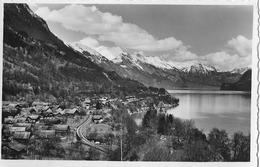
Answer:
[{"left": 0, "top": 0, "right": 258, "bottom": 166}]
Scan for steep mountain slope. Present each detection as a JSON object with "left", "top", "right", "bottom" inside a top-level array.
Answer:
[
  {"left": 72, "top": 42, "right": 242, "bottom": 90},
  {"left": 221, "top": 69, "right": 251, "bottom": 91},
  {"left": 70, "top": 45, "right": 186, "bottom": 89},
  {"left": 3, "top": 4, "right": 146, "bottom": 101},
  {"left": 180, "top": 63, "right": 217, "bottom": 74},
  {"left": 230, "top": 67, "right": 250, "bottom": 75}
]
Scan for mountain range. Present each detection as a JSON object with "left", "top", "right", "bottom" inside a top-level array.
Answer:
[
  {"left": 3, "top": 4, "right": 251, "bottom": 102},
  {"left": 71, "top": 42, "right": 247, "bottom": 90}
]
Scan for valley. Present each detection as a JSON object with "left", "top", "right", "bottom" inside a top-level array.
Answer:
[{"left": 1, "top": 3, "right": 252, "bottom": 162}]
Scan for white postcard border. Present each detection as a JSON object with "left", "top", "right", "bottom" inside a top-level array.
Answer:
[{"left": 0, "top": 0, "right": 258, "bottom": 167}]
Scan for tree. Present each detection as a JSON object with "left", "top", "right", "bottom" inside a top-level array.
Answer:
[
  {"left": 143, "top": 146, "right": 172, "bottom": 161},
  {"left": 29, "top": 136, "right": 65, "bottom": 159},
  {"left": 108, "top": 147, "right": 121, "bottom": 161},
  {"left": 148, "top": 86, "right": 159, "bottom": 93},
  {"left": 142, "top": 103, "right": 157, "bottom": 129},
  {"left": 124, "top": 114, "right": 137, "bottom": 136},
  {"left": 172, "top": 117, "right": 185, "bottom": 140},
  {"left": 129, "top": 151, "right": 139, "bottom": 161},
  {"left": 103, "top": 133, "right": 114, "bottom": 146},
  {"left": 183, "top": 140, "right": 213, "bottom": 161},
  {"left": 208, "top": 128, "right": 231, "bottom": 161},
  {"left": 231, "top": 132, "right": 250, "bottom": 161},
  {"left": 96, "top": 101, "right": 102, "bottom": 110},
  {"left": 87, "top": 147, "right": 100, "bottom": 160},
  {"left": 33, "top": 86, "right": 40, "bottom": 95},
  {"left": 158, "top": 88, "right": 166, "bottom": 95},
  {"left": 168, "top": 114, "right": 173, "bottom": 124},
  {"left": 66, "top": 142, "right": 87, "bottom": 160},
  {"left": 157, "top": 113, "right": 167, "bottom": 135},
  {"left": 188, "top": 128, "right": 207, "bottom": 142},
  {"left": 88, "top": 132, "right": 98, "bottom": 141},
  {"left": 120, "top": 110, "right": 140, "bottom": 160},
  {"left": 131, "top": 132, "right": 147, "bottom": 147}
]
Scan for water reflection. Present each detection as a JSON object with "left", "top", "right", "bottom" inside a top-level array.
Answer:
[{"left": 168, "top": 90, "right": 251, "bottom": 135}]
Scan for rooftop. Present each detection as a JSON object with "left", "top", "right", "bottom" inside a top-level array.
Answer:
[
  {"left": 13, "top": 131, "right": 31, "bottom": 140},
  {"left": 37, "top": 130, "right": 56, "bottom": 138},
  {"left": 54, "top": 124, "right": 70, "bottom": 131},
  {"left": 7, "top": 141, "right": 27, "bottom": 152}
]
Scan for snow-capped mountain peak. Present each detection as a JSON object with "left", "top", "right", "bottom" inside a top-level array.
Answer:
[
  {"left": 180, "top": 62, "right": 217, "bottom": 74},
  {"left": 230, "top": 67, "right": 250, "bottom": 74},
  {"left": 116, "top": 52, "right": 176, "bottom": 70},
  {"left": 70, "top": 42, "right": 219, "bottom": 75},
  {"left": 70, "top": 42, "right": 125, "bottom": 64},
  {"left": 117, "top": 52, "right": 145, "bottom": 70},
  {"left": 71, "top": 42, "right": 100, "bottom": 56},
  {"left": 120, "top": 52, "right": 217, "bottom": 74},
  {"left": 119, "top": 53, "right": 217, "bottom": 74},
  {"left": 69, "top": 42, "right": 109, "bottom": 64}
]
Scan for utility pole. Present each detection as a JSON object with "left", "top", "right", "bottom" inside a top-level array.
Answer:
[
  {"left": 120, "top": 103, "right": 123, "bottom": 161},
  {"left": 120, "top": 113, "right": 123, "bottom": 161},
  {"left": 120, "top": 129, "right": 122, "bottom": 161}
]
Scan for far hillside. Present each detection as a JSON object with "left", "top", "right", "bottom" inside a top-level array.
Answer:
[{"left": 221, "top": 69, "right": 251, "bottom": 91}]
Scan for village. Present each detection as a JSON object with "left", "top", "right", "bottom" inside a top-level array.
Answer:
[{"left": 1, "top": 92, "right": 178, "bottom": 159}]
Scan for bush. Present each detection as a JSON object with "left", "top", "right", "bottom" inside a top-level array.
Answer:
[
  {"left": 231, "top": 132, "right": 250, "bottom": 161},
  {"left": 208, "top": 128, "right": 231, "bottom": 161},
  {"left": 143, "top": 146, "right": 172, "bottom": 161},
  {"left": 183, "top": 140, "right": 213, "bottom": 161}
]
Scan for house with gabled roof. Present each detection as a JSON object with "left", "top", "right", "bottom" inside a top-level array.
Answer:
[
  {"left": 4, "top": 117, "right": 15, "bottom": 124},
  {"left": 14, "top": 123, "right": 32, "bottom": 130},
  {"left": 32, "top": 101, "right": 50, "bottom": 107},
  {"left": 64, "top": 108, "right": 79, "bottom": 117},
  {"left": 92, "top": 115, "right": 103, "bottom": 124},
  {"left": 2, "top": 105, "right": 20, "bottom": 118},
  {"left": 82, "top": 98, "right": 91, "bottom": 109},
  {"left": 44, "top": 117, "right": 62, "bottom": 125},
  {"left": 13, "top": 131, "right": 31, "bottom": 143},
  {"left": 54, "top": 124, "right": 70, "bottom": 132},
  {"left": 53, "top": 124, "right": 70, "bottom": 137},
  {"left": 15, "top": 117, "right": 27, "bottom": 123},
  {"left": 54, "top": 108, "right": 65, "bottom": 116},
  {"left": 37, "top": 130, "right": 56, "bottom": 139},
  {"left": 9, "top": 126, "right": 27, "bottom": 133},
  {"left": 26, "top": 115, "right": 40, "bottom": 123}
]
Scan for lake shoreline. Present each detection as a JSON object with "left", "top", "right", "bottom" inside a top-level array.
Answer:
[{"left": 167, "top": 89, "right": 251, "bottom": 95}]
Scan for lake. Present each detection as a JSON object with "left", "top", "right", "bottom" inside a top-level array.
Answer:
[{"left": 167, "top": 90, "right": 251, "bottom": 135}]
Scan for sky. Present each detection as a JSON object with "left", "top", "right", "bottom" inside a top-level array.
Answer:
[{"left": 29, "top": 4, "right": 253, "bottom": 71}]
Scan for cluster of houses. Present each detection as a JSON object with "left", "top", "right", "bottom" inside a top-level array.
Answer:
[
  {"left": 1, "top": 96, "right": 118, "bottom": 158},
  {"left": 124, "top": 96, "right": 139, "bottom": 103},
  {"left": 1, "top": 101, "right": 81, "bottom": 158},
  {"left": 1, "top": 93, "right": 176, "bottom": 158}
]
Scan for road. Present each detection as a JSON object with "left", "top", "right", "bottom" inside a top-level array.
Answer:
[{"left": 76, "top": 115, "right": 108, "bottom": 153}]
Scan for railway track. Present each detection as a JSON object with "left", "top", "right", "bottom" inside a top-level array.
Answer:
[{"left": 76, "top": 115, "right": 108, "bottom": 153}]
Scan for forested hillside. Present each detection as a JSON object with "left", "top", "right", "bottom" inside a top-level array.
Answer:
[{"left": 3, "top": 4, "right": 145, "bottom": 102}]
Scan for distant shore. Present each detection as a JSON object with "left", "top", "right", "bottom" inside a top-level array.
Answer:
[{"left": 167, "top": 89, "right": 251, "bottom": 95}]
